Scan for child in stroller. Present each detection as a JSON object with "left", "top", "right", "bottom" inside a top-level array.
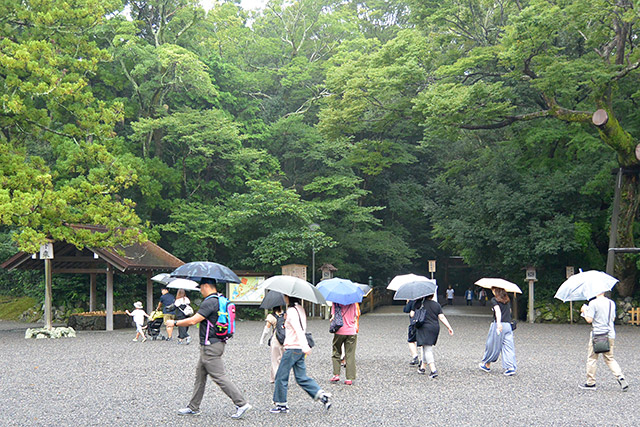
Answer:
[{"left": 145, "top": 310, "right": 166, "bottom": 340}]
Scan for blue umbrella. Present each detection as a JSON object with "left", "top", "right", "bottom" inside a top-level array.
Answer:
[
  {"left": 316, "top": 278, "right": 364, "bottom": 305},
  {"left": 393, "top": 280, "right": 438, "bottom": 301},
  {"left": 170, "top": 261, "right": 241, "bottom": 284},
  {"left": 555, "top": 270, "right": 618, "bottom": 302}
]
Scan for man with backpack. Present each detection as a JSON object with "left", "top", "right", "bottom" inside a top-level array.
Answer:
[{"left": 168, "top": 279, "right": 252, "bottom": 419}]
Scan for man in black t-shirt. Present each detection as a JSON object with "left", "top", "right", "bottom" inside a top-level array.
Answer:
[{"left": 166, "top": 280, "right": 252, "bottom": 419}]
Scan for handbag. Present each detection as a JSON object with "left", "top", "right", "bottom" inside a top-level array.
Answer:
[
  {"left": 592, "top": 301, "right": 612, "bottom": 354},
  {"left": 329, "top": 304, "right": 344, "bottom": 333},
  {"left": 295, "top": 306, "right": 315, "bottom": 348}
]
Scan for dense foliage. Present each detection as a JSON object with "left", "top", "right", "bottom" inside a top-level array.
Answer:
[{"left": 1, "top": 0, "right": 639, "bottom": 308}]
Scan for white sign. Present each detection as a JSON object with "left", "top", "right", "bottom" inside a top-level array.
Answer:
[
  {"left": 428, "top": 260, "right": 436, "bottom": 273},
  {"left": 39, "top": 243, "right": 54, "bottom": 260}
]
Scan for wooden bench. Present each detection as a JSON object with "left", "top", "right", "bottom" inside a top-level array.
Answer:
[{"left": 628, "top": 307, "right": 640, "bottom": 325}]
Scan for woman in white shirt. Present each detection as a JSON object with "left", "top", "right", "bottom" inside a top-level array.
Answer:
[{"left": 174, "top": 288, "right": 192, "bottom": 344}]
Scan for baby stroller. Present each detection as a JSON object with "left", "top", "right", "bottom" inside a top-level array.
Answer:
[{"left": 145, "top": 310, "right": 165, "bottom": 340}]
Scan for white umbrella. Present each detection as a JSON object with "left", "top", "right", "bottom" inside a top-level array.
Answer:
[
  {"left": 151, "top": 273, "right": 171, "bottom": 284},
  {"left": 475, "top": 278, "right": 522, "bottom": 294},
  {"left": 555, "top": 270, "right": 618, "bottom": 302},
  {"left": 387, "top": 273, "right": 431, "bottom": 291},
  {"left": 166, "top": 278, "right": 200, "bottom": 291},
  {"left": 263, "top": 275, "right": 326, "bottom": 304}
]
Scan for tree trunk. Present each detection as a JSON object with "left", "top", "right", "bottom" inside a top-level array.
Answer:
[{"left": 614, "top": 174, "right": 640, "bottom": 297}]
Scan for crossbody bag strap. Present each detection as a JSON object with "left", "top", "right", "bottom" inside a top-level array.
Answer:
[{"left": 294, "top": 306, "right": 305, "bottom": 332}]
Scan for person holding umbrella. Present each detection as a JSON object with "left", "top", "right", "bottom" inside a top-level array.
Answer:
[
  {"left": 262, "top": 275, "right": 331, "bottom": 414},
  {"left": 478, "top": 286, "right": 517, "bottom": 376},
  {"left": 169, "top": 279, "right": 252, "bottom": 419},
  {"left": 413, "top": 294, "right": 454, "bottom": 378}
]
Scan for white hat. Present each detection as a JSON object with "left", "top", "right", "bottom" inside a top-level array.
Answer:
[{"left": 134, "top": 301, "right": 143, "bottom": 309}]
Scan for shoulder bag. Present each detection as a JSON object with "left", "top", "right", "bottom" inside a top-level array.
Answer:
[
  {"left": 329, "top": 303, "right": 344, "bottom": 333},
  {"left": 592, "top": 301, "right": 612, "bottom": 354},
  {"left": 295, "top": 306, "right": 315, "bottom": 348}
]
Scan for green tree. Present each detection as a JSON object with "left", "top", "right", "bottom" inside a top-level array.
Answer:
[{"left": 411, "top": 0, "right": 640, "bottom": 295}]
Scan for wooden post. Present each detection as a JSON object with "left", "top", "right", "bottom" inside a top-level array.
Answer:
[
  {"left": 44, "top": 258, "right": 53, "bottom": 330},
  {"left": 146, "top": 272, "right": 153, "bottom": 314},
  {"left": 570, "top": 301, "right": 574, "bottom": 324},
  {"left": 89, "top": 273, "right": 97, "bottom": 312},
  {"left": 528, "top": 279, "right": 535, "bottom": 324},
  {"left": 106, "top": 268, "right": 114, "bottom": 331},
  {"left": 512, "top": 292, "right": 518, "bottom": 321}
]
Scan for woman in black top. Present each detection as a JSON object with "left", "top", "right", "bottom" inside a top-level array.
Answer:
[
  {"left": 478, "top": 287, "right": 517, "bottom": 376},
  {"left": 411, "top": 294, "right": 454, "bottom": 378}
]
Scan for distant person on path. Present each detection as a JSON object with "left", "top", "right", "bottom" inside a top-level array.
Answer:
[
  {"left": 329, "top": 302, "right": 360, "bottom": 385},
  {"left": 445, "top": 286, "right": 455, "bottom": 306},
  {"left": 404, "top": 300, "right": 420, "bottom": 366},
  {"left": 169, "top": 280, "right": 252, "bottom": 419},
  {"left": 259, "top": 306, "right": 286, "bottom": 383},
  {"left": 579, "top": 293, "right": 629, "bottom": 391},
  {"left": 270, "top": 296, "right": 331, "bottom": 414},
  {"left": 125, "top": 301, "right": 149, "bottom": 342},
  {"left": 157, "top": 287, "right": 176, "bottom": 341},
  {"left": 174, "top": 288, "right": 192, "bottom": 345},
  {"left": 465, "top": 288, "right": 474, "bottom": 306},
  {"left": 478, "top": 287, "right": 517, "bottom": 376},
  {"left": 478, "top": 289, "right": 487, "bottom": 306},
  {"left": 412, "top": 295, "right": 453, "bottom": 378}
]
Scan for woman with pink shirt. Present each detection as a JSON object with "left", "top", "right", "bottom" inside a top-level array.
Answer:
[
  {"left": 329, "top": 302, "right": 360, "bottom": 385},
  {"left": 270, "top": 296, "right": 332, "bottom": 414}
]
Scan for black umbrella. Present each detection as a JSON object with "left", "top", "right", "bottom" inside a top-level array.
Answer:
[
  {"left": 393, "top": 280, "right": 438, "bottom": 301},
  {"left": 259, "top": 290, "right": 286, "bottom": 310},
  {"left": 170, "top": 261, "right": 241, "bottom": 283}
]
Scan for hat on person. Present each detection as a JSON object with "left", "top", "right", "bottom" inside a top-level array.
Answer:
[{"left": 134, "top": 301, "right": 143, "bottom": 309}]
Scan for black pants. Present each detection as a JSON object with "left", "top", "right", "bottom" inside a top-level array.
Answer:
[
  {"left": 176, "top": 313, "right": 189, "bottom": 339},
  {"left": 466, "top": 300, "right": 472, "bottom": 306}
]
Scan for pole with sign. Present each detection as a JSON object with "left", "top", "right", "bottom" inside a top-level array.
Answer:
[
  {"left": 40, "top": 243, "right": 54, "bottom": 330},
  {"left": 566, "top": 266, "right": 575, "bottom": 324},
  {"left": 428, "top": 260, "right": 436, "bottom": 280},
  {"left": 525, "top": 267, "right": 537, "bottom": 324}
]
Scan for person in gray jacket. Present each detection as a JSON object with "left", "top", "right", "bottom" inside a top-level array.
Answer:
[{"left": 579, "top": 292, "right": 628, "bottom": 391}]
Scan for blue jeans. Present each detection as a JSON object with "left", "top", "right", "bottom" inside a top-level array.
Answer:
[
  {"left": 481, "top": 322, "right": 517, "bottom": 371},
  {"left": 273, "top": 349, "right": 321, "bottom": 405}
]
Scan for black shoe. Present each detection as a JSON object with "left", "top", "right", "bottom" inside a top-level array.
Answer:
[
  {"left": 417, "top": 367, "right": 426, "bottom": 375},
  {"left": 429, "top": 371, "right": 438, "bottom": 379},
  {"left": 269, "top": 405, "right": 289, "bottom": 414},
  {"left": 579, "top": 383, "right": 596, "bottom": 390},
  {"left": 409, "top": 356, "right": 419, "bottom": 366},
  {"left": 319, "top": 393, "right": 331, "bottom": 410}
]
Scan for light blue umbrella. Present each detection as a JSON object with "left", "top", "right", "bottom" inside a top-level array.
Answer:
[
  {"left": 317, "top": 278, "right": 364, "bottom": 305},
  {"left": 393, "top": 280, "right": 438, "bottom": 301},
  {"left": 555, "top": 270, "right": 618, "bottom": 302}
]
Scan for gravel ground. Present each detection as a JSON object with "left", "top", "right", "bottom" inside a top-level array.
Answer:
[{"left": 1, "top": 308, "right": 638, "bottom": 426}]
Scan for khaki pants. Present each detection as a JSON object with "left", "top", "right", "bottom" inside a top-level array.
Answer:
[
  {"left": 332, "top": 334, "right": 357, "bottom": 380},
  {"left": 586, "top": 337, "right": 623, "bottom": 386},
  {"left": 188, "top": 342, "right": 246, "bottom": 410},
  {"left": 270, "top": 338, "right": 285, "bottom": 383}
]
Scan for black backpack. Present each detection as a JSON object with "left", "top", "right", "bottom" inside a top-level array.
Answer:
[{"left": 273, "top": 312, "right": 286, "bottom": 345}]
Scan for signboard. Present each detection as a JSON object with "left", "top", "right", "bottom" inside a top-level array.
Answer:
[
  {"left": 565, "top": 266, "right": 574, "bottom": 279},
  {"left": 428, "top": 260, "right": 436, "bottom": 273},
  {"left": 228, "top": 276, "right": 267, "bottom": 304},
  {"left": 526, "top": 267, "right": 537, "bottom": 281},
  {"left": 39, "top": 243, "right": 54, "bottom": 260}
]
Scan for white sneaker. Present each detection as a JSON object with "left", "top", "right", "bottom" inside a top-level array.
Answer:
[
  {"left": 132, "top": 338, "right": 138, "bottom": 342},
  {"left": 231, "top": 403, "right": 252, "bottom": 419}
]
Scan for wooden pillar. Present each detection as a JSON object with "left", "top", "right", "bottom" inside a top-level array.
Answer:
[
  {"left": 89, "top": 273, "right": 97, "bottom": 312},
  {"left": 528, "top": 279, "right": 535, "bottom": 324},
  {"left": 44, "top": 258, "right": 53, "bottom": 330},
  {"left": 146, "top": 272, "right": 153, "bottom": 314},
  {"left": 106, "top": 268, "right": 114, "bottom": 331},
  {"left": 512, "top": 293, "right": 518, "bottom": 321}
]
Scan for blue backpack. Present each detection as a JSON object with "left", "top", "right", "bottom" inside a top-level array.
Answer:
[{"left": 205, "top": 294, "right": 236, "bottom": 344}]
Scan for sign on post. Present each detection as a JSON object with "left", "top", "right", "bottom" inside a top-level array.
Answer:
[
  {"left": 40, "top": 243, "right": 54, "bottom": 260},
  {"left": 428, "top": 260, "right": 436, "bottom": 279}
]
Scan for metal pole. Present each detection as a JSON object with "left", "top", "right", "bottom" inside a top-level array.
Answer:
[
  {"left": 44, "top": 258, "right": 53, "bottom": 330},
  {"left": 606, "top": 168, "right": 623, "bottom": 275},
  {"left": 528, "top": 279, "right": 535, "bottom": 323}
]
